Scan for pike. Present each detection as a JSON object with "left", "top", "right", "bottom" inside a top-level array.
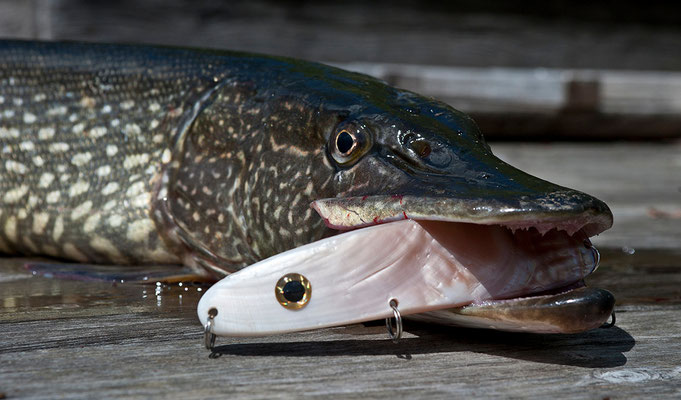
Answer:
[{"left": 0, "top": 40, "right": 614, "bottom": 338}]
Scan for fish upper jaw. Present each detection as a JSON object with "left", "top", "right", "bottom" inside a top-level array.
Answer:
[{"left": 311, "top": 188, "right": 613, "bottom": 238}]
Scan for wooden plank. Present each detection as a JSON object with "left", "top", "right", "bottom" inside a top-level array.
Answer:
[
  {"left": 334, "top": 63, "right": 681, "bottom": 138},
  {"left": 10, "top": 1, "right": 681, "bottom": 72},
  {"left": 39, "top": 1, "right": 681, "bottom": 71},
  {"left": 333, "top": 64, "right": 681, "bottom": 116},
  {"left": 0, "top": 0, "right": 35, "bottom": 38},
  {"left": 1, "top": 143, "right": 680, "bottom": 398},
  {"left": 1, "top": 252, "right": 681, "bottom": 399}
]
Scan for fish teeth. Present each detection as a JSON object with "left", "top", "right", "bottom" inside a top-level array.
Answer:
[
  {"left": 538, "top": 226, "right": 549, "bottom": 235},
  {"left": 500, "top": 221, "right": 590, "bottom": 238}
]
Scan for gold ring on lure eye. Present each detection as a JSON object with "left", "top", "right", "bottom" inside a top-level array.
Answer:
[{"left": 275, "top": 273, "right": 311, "bottom": 310}]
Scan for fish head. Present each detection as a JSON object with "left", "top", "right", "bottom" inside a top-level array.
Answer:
[{"left": 304, "top": 74, "right": 612, "bottom": 238}]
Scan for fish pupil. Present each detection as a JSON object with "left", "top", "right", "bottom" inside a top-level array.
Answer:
[
  {"left": 336, "top": 131, "right": 355, "bottom": 154},
  {"left": 283, "top": 281, "right": 306, "bottom": 302}
]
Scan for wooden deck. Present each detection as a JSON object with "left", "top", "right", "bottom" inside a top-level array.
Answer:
[
  {"left": 2, "top": 2, "right": 681, "bottom": 398},
  {"left": 1, "top": 142, "right": 680, "bottom": 399},
  {"left": 5, "top": 0, "right": 681, "bottom": 140}
]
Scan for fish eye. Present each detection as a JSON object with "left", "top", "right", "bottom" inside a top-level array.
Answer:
[
  {"left": 275, "top": 273, "right": 311, "bottom": 310},
  {"left": 329, "top": 122, "right": 371, "bottom": 166}
]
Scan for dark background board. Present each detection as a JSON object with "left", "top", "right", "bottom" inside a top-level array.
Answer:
[
  {"left": 3, "top": 0, "right": 681, "bottom": 138},
  {"left": 1, "top": 1, "right": 681, "bottom": 399},
  {"left": 4, "top": 0, "right": 681, "bottom": 70}
]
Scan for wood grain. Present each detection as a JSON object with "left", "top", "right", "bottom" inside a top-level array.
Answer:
[
  {"left": 1, "top": 257, "right": 680, "bottom": 399},
  {"left": 1, "top": 143, "right": 681, "bottom": 399},
  {"left": 4, "top": 0, "right": 681, "bottom": 138},
  {"left": 41, "top": 1, "right": 681, "bottom": 71},
  {"left": 335, "top": 64, "right": 681, "bottom": 139},
  {"left": 5, "top": 1, "right": 681, "bottom": 71}
]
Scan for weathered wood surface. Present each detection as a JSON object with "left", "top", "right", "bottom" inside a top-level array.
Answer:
[
  {"left": 334, "top": 63, "right": 681, "bottom": 139},
  {"left": 3, "top": 0, "right": 681, "bottom": 71},
  {"left": 1, "top": 143, "right": 680, "bottom": 399},
  {"left": 4, "top": 1, "right": 681, "bottom": 138}
]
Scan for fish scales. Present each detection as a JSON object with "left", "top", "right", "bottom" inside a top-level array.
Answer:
[
  {"left": 0, "top": 41, "right": 205, "bottom": 264},
  {"left": 0, "top": 40, "right": 337, "bottom": 272}
]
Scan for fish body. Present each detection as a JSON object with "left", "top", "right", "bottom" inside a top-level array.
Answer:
[
  {"left": 0, "top": 40, "right": 614, "bottom": 335},
  {"left": 0, "top": 40, "right": 358, "bottom": 272}
]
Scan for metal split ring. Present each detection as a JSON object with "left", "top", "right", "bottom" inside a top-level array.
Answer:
[
  {"left": 385, "top": 299, "right": 402, "bottom": 343},
  {"left": 204, "top": 308, "right": 218, "bottom": 351},
  {"left": 584, "top": 240, "right": 601, "bottom": 272},
  {"left": 601, "top": 311, "right": 616, "bottom": 329}
]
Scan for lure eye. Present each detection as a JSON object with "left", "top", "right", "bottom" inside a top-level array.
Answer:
[
  {"left": 329, "top": 122, "right": 371, "bottom": 166},
  {"left": 275, "top": 273, "right": 311, "bottom": 310}
]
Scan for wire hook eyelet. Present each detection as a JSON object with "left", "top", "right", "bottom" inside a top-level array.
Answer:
[
  {"left": 204, "top": 308, "right": 218, "bottom": 351},
  {"left": 385, "top": 299, "right": 403, "bottom": 343}
]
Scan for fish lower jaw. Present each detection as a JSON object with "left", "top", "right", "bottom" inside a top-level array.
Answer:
[
  {"left": 469, "top": 279, "right": 588, "bottom": 307},
  {"left": 410, "top": 284, "right": 615, "bottom": 334},
  {"left": 401, "top": 221, "right": 612, "bottom": 334}
]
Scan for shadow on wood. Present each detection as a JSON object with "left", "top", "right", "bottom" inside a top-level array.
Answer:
[{"left": 209, "top": 324, "right": 634, "bottom": 369}]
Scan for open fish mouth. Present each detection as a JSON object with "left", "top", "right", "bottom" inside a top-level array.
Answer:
[
  {"left": 310, "top": 194, "right": 614, "bottom": 334},
  {"left": 198, "top": 192, "right": 614, "bottom": 336}
]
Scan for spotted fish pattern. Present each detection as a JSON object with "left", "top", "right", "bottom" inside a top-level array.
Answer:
[
  {"left": 0, "top": 40, "right": 367, "bottom": 274},
  {"left": 0, "top": 41, "right": 219, "bottom": 265}
]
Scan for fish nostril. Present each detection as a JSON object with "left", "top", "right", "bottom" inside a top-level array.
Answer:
[{"left": 411, "top": 140, "right": 431, "bottom": 158}]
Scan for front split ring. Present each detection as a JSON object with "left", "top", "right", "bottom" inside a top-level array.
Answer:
[
  {"left": 204, "top": 308, "right": 218, "bottom": 351},
  {"left": 385, "top": 299, "right": 403, "bottom": 343},
  {"left": 584, "top": 240, "right": 601, "bottom": 272}
]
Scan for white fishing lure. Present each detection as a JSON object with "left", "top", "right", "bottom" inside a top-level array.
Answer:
[{"left": 197, "top": 219, "right": 595, "bottom": 337}]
